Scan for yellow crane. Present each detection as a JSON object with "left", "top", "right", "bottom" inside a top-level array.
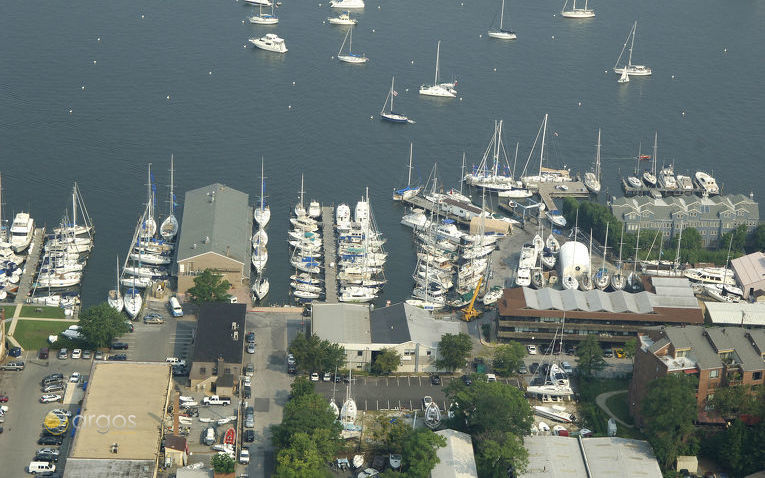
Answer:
[{"left": 462, "top": 277, "right": 483, "bottom": 322}]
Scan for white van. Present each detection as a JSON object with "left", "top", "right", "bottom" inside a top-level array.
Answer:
[
  {"left": 169, "top": 297, "right": 183, "bottom": 317},
  {"left": 28, "top": 461, "right": 56, "bottom": 474}
]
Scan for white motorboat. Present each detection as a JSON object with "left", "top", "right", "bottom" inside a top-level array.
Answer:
[
  {"left": 249, "top": 33, "right": 287, "bottom": 53},
  {"left": 308, "top": 200, "right": 321, "bottom": 218},
  {"left": 400, "top": 209, "right": 431, "bottom": 230},
  {"left": 252, "top": 275, "right": 270, "bottom": 301},
  {"left": 251, "top": 246, "right": 268, "bottom": 273},
  {"left": 482, "top": 286, "right": 504, "bottom": 305},
  {"left": 330, "top": 0, "right": 364, "bottom": 9},
  {"left": 339, "top": 286, "right": 377, "bottom": 303},
  {"left": 380, "top": 76, "right": 413, "bottom": 124},
  {"left": 516, "top": 267, "right": 531, "bottom": 287},
  {"left": 293, "top": 289, "right": 321, "bottom": 300},
  {"left": 124, "top": 287, "right": 143, "bottom": 318},
  {"left": 393, "top": 143, "right": 422, "bottom": 201},
  {"left": 584, "top": 129, "right": 602, "bottom": 194},
  {"left": 425, "top": 402, "right": 441, "bottom": 429},
  {"left": 252, "top": 228, "right": 268, "bottom": 248},
  {"left": 10, "top": 212, "right": 34, "bottom": 252},
  {"left": 244, "top": 0, "right": 272, "bottom": 5},
  {"left": 160, "top": 154, "right": 179, "bottom": 241},
  {"left": 658, "top": 165, "right": 678, "bottom": 190},
  {"left": 546, "top": 210, "right": 566, "bottom": 228},
  {"left": 249, "top": 3, "right": 278, "bottom": 24},
  {"left": 684, "top": 267, "right": 736, "bottom": 286},
  {"left": 627, "top": 176, "right": 642, "bottom": 188},
  {"left": 613, "top": 21, "right": 652, "bottom": 76},
  {"left": 337, "top": 28, "right": 368, "bottom": 64},
  {"left": 124, "top": 266, "right": 164, "bottom": 278},
  {"left": 336, "top": 203, "right": 352, "bottom": 230},
  {"left": 533, "top": 405, "right": 575, "bottom": 423},
  {"left": 694, "top": 171, "right": 719, "bottom": 196},
  {"left": 419, "top": 41, "right": 456, "bottom": 98},
  {"left": 328, "top": 11, "right": 357, "bottom": 25},
  {"left": 37, "top": 272, "right": 82, "bottom": 288},
  {"left": 676, "top": 174, "right": 694, "bottom": 192},
  {"left": 560, "top": 0, "right": 594, "bottom": 18},
  {"left": 488, "top": 0, "right": 516, "bottom": 39}
]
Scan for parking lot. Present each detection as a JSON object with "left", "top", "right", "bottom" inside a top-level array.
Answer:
[{"left": 116, "top": 300, "right": 196, "bottom": 363}]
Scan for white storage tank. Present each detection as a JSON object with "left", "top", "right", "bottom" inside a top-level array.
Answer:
[{"left": 558, "top": 241, "right": 591, "bottom": 278}]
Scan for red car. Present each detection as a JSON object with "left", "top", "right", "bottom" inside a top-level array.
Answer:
[{"left": 0, "top": 394, "right": 9, "bottom": 402}]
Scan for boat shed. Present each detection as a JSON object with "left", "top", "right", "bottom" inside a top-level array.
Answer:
[
  {"left": 704, "top": 301, "right": 765, "bottom": 327},
  {"left": 311, "top": 302, "right": 464, "bottom": 373},
  {"left": 731, "top": 251, "right": 765, "bottom": 301},
  {"left": 430, "top": 429, "right": 478, "bottom": 478},
  {"left": 175, "top": 183, "right": 252, "bottom": 298}
]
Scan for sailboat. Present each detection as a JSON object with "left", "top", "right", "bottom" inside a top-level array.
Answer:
[
  {"left": 249, "top": 3, "right": 278, "bottom": 24},
  {"left": 560, "top": 0, "right": 594, "bottom": 18},
  {"left": 108, "top": 256, "right": 124, "bottom": 312},
  {"left": 251, "top": 274, "right": 270, "bottom": 301},
  {"left": 419, "top": 41, "right": 456, "bottom": 98},
  {"left": 392, "top": 143, "right": 422, "bottom": 201},
  {"left": 627, "top": 224, "right": 643, "bottom": 292},
  {"left": 584, "top": 129, "right": 602, "bottom": 194},
  {"left": 160, "top": 155, "right": 179, "bottom": 241},
  {"left": 579, "top": 231, "right": 594, "bottom": 291},
  {"left": 380, "top": 76, "right": 413, "bottom": 124},
  {"left": 519, "top": 114, "right": 571, "bottom": 185},
  {"left": 613, "top": 21, "right": 652, "bottom": 76},
  {"left": 465, "top": 120, "right": 528, "bottom": 194},
  {"left": 124, "top": 287, "right": 142, "bottom": 318},
  {"left": 52, "top": 183, "right": 94, "bottom": 237},
  {"left": 337, "top": 27, "right": 368, "bottom": 64},
  {"left": 618, "top": 69, "right": 630, "bottom": 83},
  {"left": 610, "top": 223, "right": 626, "bottom": 290},
  {"left": 593, "top": 223, "right": 610, "bottom": 289},
  {"left": 253, "top": 158, "right": 270, "bottom": 227},
  {"left": 488, "top": 0, "right": 516, "bottom": 40},
  {"left": 252, "top": 244, "right": 268, "bottom": 273},
  {"left": 642, "top": 132, "right": 658, "bottom": 187},
  {"left": 340, "top": 369, "right": 357, "bottom": 427},
  {"left": 139, "top": 164, "right": 157, "bottom": 239},
  {"left": 328, "top": 11, "right": 357, "bottom": 25}
]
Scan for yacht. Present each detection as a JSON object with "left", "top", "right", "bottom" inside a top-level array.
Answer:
[
  {"left": 124, "top": 287, "right": 143, "bottom": 318},
  {"left": 419, "top": 41, "right": 456, "bottom": 98},
  {"left": 249, "top": 34, "right": 287, "bottom": 53},
  {"left": 308, "top": 201, "right": 321, "bottom": 218},
  {"left": 244, "top": 0, "right": 272, "bottom": 5},
  {"left": 560, "top": 0, "right": 594, "bottom": 18},
  {"left": 676, "top": 174, "right": 694, "bottom": 193},
  {"left": 516, "top": 267, "right": 531, "bottom": 287},
  {"left": 613, "top": 21, "right": 652, "bottom": 76},
  {"left": 658, "top": 165, "right": 678, "bottom": 190},
  {"left": 10, "top": 212, "right": 34, "bottom": 253},
  {"left": 329, "top": 0, "right": 365, "bottom": 8},
  {"left": 684, "top": 267, "right": 736, "bottom": 286},
  {"left": 546, "top": 210, "right": 567, "bottom": 228},
  {"left": 328, "top": 12, "right": 357, "bottom": 25},
  {"left": 694, "top": 171, "right": 719, "bottom": 196},
  {"left": 337, "top": 28, "right": 368, "bottom": 64},
  {"left": 488, "top": 0, "right": 516, "bottom": 40},
  {"left": 336, "top": 204, "right": 352, "bottom": 231},
  {"left": 380, "top": 76, "right": 413, "bottom": 124},
  {"left": 400, "top": 209, "right": 431, "bottom": 230},
  {"left": 626, "top": 176, "right": 642, "bottom": 188}
]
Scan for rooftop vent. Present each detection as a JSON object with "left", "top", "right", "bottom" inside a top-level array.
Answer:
[
  {"left": 111, "top": 443, "right": 119, "bottom": 454},
  {"left": 231, "top": 322, "right": 238, "bottom": 331},
  {"left": 233, "top": 330, "right": 239, "bottom": 341},
  {"left": 209, "top": 191, "right": 216, "bottom": 204},
  {"left": 203, "top": 236, "right": 210, "bottom": 244}
]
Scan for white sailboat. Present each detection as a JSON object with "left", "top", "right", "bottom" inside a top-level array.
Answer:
[
  {"left": 254, "top": 157, "right": 271, "bottom": 227},
  {"left": 643, "top": 132, "right": 658, "bottom": 187},
  {"left": 249, "top": 3, "right": 278, "bottom": 24},
  {"left": 488, "top": 0, "right": 517, "bottom": 40},
  {"left": 380, "top": 76, "right": 414, "bottom": 124},
  {"left": 124, "top": 287, "right": 143, "bottom": 318},
  {"left": 53, "top": 182, "right": 94, "bottom": 237},
  {"left": 108, "top": 256, "right": 124, "bottom": 313},
  {"left": 560, "top": 0, "right": 594, "bottom": 18},
  {"left": 340, "top": 369, "right": 358, "bottom": 426},
  {"left": 392, "top": 143, "right": 422, "bottom": 201},
  {"left": 584, "top": 129, "right": 602, "bottom": 194},
  {"left": 252, "top": 244, "right": 268, "bottom": 273},
  {"left": 613, "top": 21, "right": 652, "bottom": 76},
  {"left": 139, "top": 164, "right": 157, "bottom": 239},
  {"left": 465, "top": 120, "right": 527, "bottom": 194},
  {"left": 337, "top": 27, "right": 368, "bottom": 64},
  {"left": 160, "top": 155, "right": 179, "bottom": 241},
  {"left": 251, "top": 274, "right": 270, "bottom": 301},
  {"left": 330, "top": 0, "right": 364, "bottom": 9},
  {"left": 419, "top": 41, "right": 456, "bottom": 98}
]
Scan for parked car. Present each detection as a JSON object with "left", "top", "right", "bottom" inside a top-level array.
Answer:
[
  {"left": 27, "top": 462, "right": 56, "bottom": 474},
  {"left": 287, "top": 365, "right": 296, "bottom": 375},
  {"left": 107, "top": 354, "right": 127, "bottom": 361},
  {"left": 322, "top": 372, "right": 331, "bottom": 382},
  {"left": 604, "top": 349, "right": 614, "bottom": 358},
  {"left": 0, "top": 394, "right": 8, "bottom": 403},
  {"left": 242, "top": 385, "right": 251, "bottom": 399},
  {"left": 243, "top": 429, "right": 255, "bottom": 443},
  {"left": 40, "top": 394, "right": 62, "bottom": 403},
  {"left": 239, "top": 447, "right": 250, "bottom": 464},
  {"left": 614, "top": 348, "right": 625, "bottom": 359},
  {"left": 310, "top": 372, "right": 319, "bottom": 382},
  {"left": 35, "top": 452, "right": 59, "bottom": 463},
  {"left": 527, "top": 345, "right": 537, "bottom": 355},
  {"left": 37, "top": 435, "right": 64, "bottom": 446},
  {"left": 36, "top": 448, "right": 60, "bottom": 457},
  {"left": 71, "top": 349, "right": 82, "bottom": 359},
  {"left": 423, "top": 396, "right": 433, "bottom": 407},
  {"left": 124, "top": 321, "right": 134, "bottom": 332},
  {"left": 0, "top": 361, "right": 25, "bottom": 371},
  {"left": 144, "top": 316, "right": 164, "bottom": 325},
  {"left": 486, "top": 373, "right": 497, "bottom": 382},
  {"left": 430, "top": 375, "right": 441, "bottom": 385},
  {"left": 246, "top": 343, "right": 255, "bottom": 354},
  {"left": 518, "top": 363, "right": 528, "bottom": 374},
  {"left": 287, "top": 354, "right": 296, "bottom": 365},
  {"left": 43, "top": 373, "right": 64, "bottom": 383},
  {"left": 69, "top": 372, "right": 81, "bottom": 383},
  {"left": 42, "top": 383, "right": 64, "bottom": 393},
  {"left": 94, "top": 351, "right": 104, "bottom": 361},
  {"left": 8, "top": 346, "right": 22, "bottom": 357},
  {"left": 246, "top": 332, "right": 256, "bottom": 344},
  {"left": 39, "top": 348, "right": 50, "bottom": 359},
  {"left": 245, "top": 363, "right": 255, "bottom": 376},
  {"left": 561, "top": 362, "right": 574, "bottom": 375},
  {"left": 145, "top": 312, "right": 162, "bottom": 320},
  {"left": 461, "top": 375, "right": 472, "bottom": 386},
  {"left": 57, "top": 349, "right": 68, "bottom": 360},
  {"left": 110, "top": 342, "right": 129, "bottom": 350},
  {"left": 81, "top": 350, "right": 92, "bottom": 359}
]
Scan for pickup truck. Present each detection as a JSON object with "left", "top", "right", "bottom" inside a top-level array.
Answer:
[{"left": 202, "top": 395, "right": 231, "bottom": 406}]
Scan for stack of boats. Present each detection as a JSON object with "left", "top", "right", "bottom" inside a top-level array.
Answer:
[
  {"left": 336, "top": 189, "right": 386, "bottom": 303},
  {"left": 517, "top": 230, "right": 560, "bottom": 290},
  {"left": 0, "top": 200, "right": 29, "bottom": 301},
  {"left": 112, "top": 161, "right": 178, "bottom": 318},
  {"left": 288, "top": 175, "right": 324, "bottom": 303},
  {"left": 684, "top": 266, "right": 742, "bottom": 302},
  {"left": 252, "top": 159, "right": 270, "bottom": 301},
  {"left": 31, "top": 183, "right": 94, "bottom": 310}
]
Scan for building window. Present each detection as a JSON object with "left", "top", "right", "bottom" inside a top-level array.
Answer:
[
  {"left": 356, "top": 364, "right": 362, "bottom": 369},
  {"left": 753, "top": 371, "right": 762, "bottom": 381},
  {"left": 200, "top": 367, "right": 206, "bottom": 374},
  {"left": 357, "top": 351, "right": 363, "bottom": 357},
  {"left": 426, "top": 351, "right": 432, "bottom": 356},
  {"left": 675, "top": 350, "right": 687, "bottom": 358},
  {"left": 404, "top": 350, "right": 415, "bottom": 356},
  {"left": 710, "top": 369, "right": 719, "bottom": 379},
  {"left": 224, "top": 368, "right": 231, "bottom": 375}
]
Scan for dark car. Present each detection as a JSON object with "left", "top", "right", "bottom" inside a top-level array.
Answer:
[
  {"left": 0, "top": 394, "right": 8, "bottom": 403},
  {"left": 35, "top": 452, "right": 59, "bottom": 463},
  {"left": 244, "top": 429, "right": 255, "bottom": 443},
  {"left": 287, "top": 365, "right": 297, "bottom": 375},
  {"left": 334, "top": 373, "right": 343, "bottom": 383},
  {"left": 243, "top": 385, "right": 251, "bottom": 399},
  {"left": 461, "top": 375, "right": 473, "bottom": 386},
  {"left": 172, "top": 365, "right": 189, "bottom": 376},
  {"left": 111, "top": 342, "right": 129, "bottom": 350},
  {"left": 39, "top": 348, "right": 50, "bottom": 359},
  {"left": 108, "top": 354, "right": 127, "bottom": 361},
  {"left": 430, "top": 375, "right": 441, "bottom": 385},
  {"left": 38, "top": 436, "right": 64, "bottom": 446},
  {"left": 8, "top": 346, "right": 22, "bottom": 357},
  {"left": 529, "top": 362, "right": 540, "bottom": 374},
  {"left": 565, "top": 346, "right": 576, "bottom": 355},
  {"left": 604, "top": 349, "right": 614, "bottom": 358},
  {"left": 124, "top": 321, "right": 134, "bottom": 332},
  {"left": 42, "top": 373, "right": 64, "bottom": 384},
  {"left": 246, "top": 332, "right": 256, "bottom": 344},
  {"left": 518, "top": 363, "right": 529, "bottom": 374}
]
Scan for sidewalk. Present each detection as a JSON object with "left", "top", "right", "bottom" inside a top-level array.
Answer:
[{"left": 595, "top": 390, "right": 634, "bottom": 428}]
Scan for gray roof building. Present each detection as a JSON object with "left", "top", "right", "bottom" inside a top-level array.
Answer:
[
  {"left": 610, "top": 193, "right": 759, "bottom": 246},
  {"left": 311, "top": 303, "right": 371, "bottom": 344},
  {"left": 431, "top": 429, "right": 478, "bottom": 478},
  {"left": 731, "top": 251, "right": 765, "bottom": 300}
]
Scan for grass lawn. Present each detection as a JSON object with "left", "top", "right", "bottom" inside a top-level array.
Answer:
[
  {"left": 605, "top": 391, "right": 634, "bottom": 426},
  {"left": 10, "top": 320, "right": 74, "bottom": 350},
  {"left": 20, "top": 305, "right": 67, "bottom": 319},
  {"left": 1, "top": 305, "right": 17, "bottom": 318}
]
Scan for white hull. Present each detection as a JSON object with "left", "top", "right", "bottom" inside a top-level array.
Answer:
[
  {"left": 121, "top": 276, "right": 153, "bottom": 288},
  {"left": 254, "top": 206, "right": 271, "bottom": 227},
  {"left": 249, "top": 15, "right": 278, "bottom": 25},
  {"left": 124, "top": 292, "right": 143, "bottom": 318},
  {"left": 561, "top": 9, "right": 595, "bottom": 18},
  {"left": 252, "top": 248, "right": 268, "bottom": 273},
  {"left": 160, "top": 215, "right": 179, "bottom": 240},
  {"left": 534, "top": 405, "right": 574, "bottom": 423},
  {"left": 130, "top": 252, "right": 171, "bottom": 265},
  {"left": 330, "top": 0, "right": 365, "bottom": 8},
  {"left": 497, "top": 188, "right": 533, "bottom": 198},
  {"left": 338, "top": 54, "right": 369, "bottom": 64},
  {"left": 249, "top": 35, "right": 287, "bottom": 53},
  {"left": 562, "top": 275, "right": 578, "bottom": 290},
  {"left": 108, "top": 290, "right": 124, "bottom": 313},
  {"left": 419, "top": 84, "right": 456, "bottom": 97},
  {"left": 488, "top": 30, "right": 516, "bottom": 40},
  {"left": 244, "top": 0, "right": 272, "bottom": 5},
  {"left": 405, "top": 299, "right": 445, "bottom": 311},
  {"left": 328, "top": 15, "right": 357, "bottom": 25},
  {"left": 252, "top": 229, "right": 269, "bottom": 247},
  {"left": 613, "top": 65, "right": 651, "bottom": 76},
  {"left": 252, "top": 277, "right": 270, "bottom": 301}
]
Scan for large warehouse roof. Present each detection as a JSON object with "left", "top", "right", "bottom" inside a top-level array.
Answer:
[
  {"left": 176, "top": 183, "right": 252, "bottom": 271},
  {"left": 312, "top": 303, "right": 371, "bottom": 344},
  {"left": 705, "top": 301, "right": 765, "bottom": 327}
]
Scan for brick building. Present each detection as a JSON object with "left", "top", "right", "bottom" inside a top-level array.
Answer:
[{"left": 628, "top": 325, "right": 765, "bottom": 426}]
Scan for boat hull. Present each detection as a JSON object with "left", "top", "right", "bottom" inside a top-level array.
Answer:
[{"left": 488, "top": 30, "right": 517, "bottom": 40}]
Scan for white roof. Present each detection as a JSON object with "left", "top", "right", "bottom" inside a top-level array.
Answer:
[
  {"left": 704, "top": 301, "right": 765, "bottom": 326},
  {"left": 431, "top": 429, "right": 478, "bottom": 478},
  {"left": 559, "top": 241, "right": 590, "bottom": 277},
  {"left": 521, "top": 287, "right": 698, "bottom": 314}
]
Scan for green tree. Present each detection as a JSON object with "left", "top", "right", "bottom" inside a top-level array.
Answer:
[
  {"left": 445, "top": 380, "right": 533, "bottom": 436},
  {"left": 679, "top": 227, "right": 703, "bottom": 250},
  {"left": 271, "top": 390, "right": 342, "bottom": 453},
  {"left": 709, "top": 385, "right": 761, "bottom": 419},
  {"left": 475, "top": 431, "right": 529, "bottom": 478},
  {"left": 289, "top": 377, "right": 315, "bottom": 400},
  {"left": 492, "top": 341, "right": 526, "bottom": 376},
  {"left": 78, "top": 302, "right": 130, "bottom": 348},
  {"left": 388, "top": 428, "right": 447, "bottom": 478},
  {"left": 575, "top": 336, "right": 607, "bottom": 377},
  {"left": 435, "top": 333, "right": 473, "bottom": 371},
  {"left": 746, "top": 223, "right": 765, "bottom": 253},
  {"left": 187, "top": 269, "right": 231, "bottom": 303},
  {"left": 274, "top": 432, "right": 330, "bottom": 478},
  {"left": 288, "top": 332, "right": 345, "bottom": 373},
  {"left": 211, "top": 453, "right": 235, "bottom": 473},
  {"left": 624, "top": 337, "right": 639, "bottom": 359},
  {"left": 371, "top": 348, "right": 401, "bottom": 375},
  {"left": 641, "top": 374, "right": 698, "bottom": 469}
]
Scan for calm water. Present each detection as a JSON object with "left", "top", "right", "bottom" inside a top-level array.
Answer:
[{"left": 1, "top": 0, "right": 763, "bottom": 306}]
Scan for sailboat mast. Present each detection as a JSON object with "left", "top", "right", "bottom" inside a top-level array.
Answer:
[
  {"left": 618, "top": 223, "right": 625, "bottom": 269},
  {"left": 652, "top": 131, "right": 658, "bottom": 177},
  {"left": 674, "top": 222, "right": 683, "bottom": 270},
  {"left": 512, "top": 142, "right": 519, "bottom": 181},
  {"left": 493, "top": 121, "right": 502, "bottom": 177},
  {"left": 72, "top": 183, "right": 78, "bottom": 228},
  {"left": 390, "top": 77, "right": 395, "bottom": 111},
  {"left": 596, "top": 129, "right": 602, "bottom": 181},
  {"left": 634, "top": 224, "right": 641, "bottom": 273},
  {"left": 169, "top": 154, "right": 175, "bottom": 215},
  {"left": 601, "top": 222, "right": 609, "bottom": 270},
  {"left": 628, "top": 22, "right": 637, "bottom": 67},
  {"left": 146, "top": 163, "right": 153, "bottom": 222},
  {"left": 539, "top": 114, "right": 548, "bottom": 177},
  {"left": 460, "top": 153, "right": 466, "bottom": 195},
  {"left": 299, "top": 173, "right": 305, "bottom": 210},
  {"left": 260, "top": 157, "right": 265, "bottom": 211},
  {"left": 434, "top": 41, "right": 440, "bottom": 86},
  {"left": 349, "top": 28, "right": 353, "bottom": 53},
  {"left": 499, "top": 0, "right": 505, "bottom": 30},
  {"left": 407, "top": 143, "right": 413, "bottom": 187}
]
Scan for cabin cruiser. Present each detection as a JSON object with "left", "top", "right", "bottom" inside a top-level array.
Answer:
[
  {"left": 249, "top": 34, "right": 288, "bottom": 53},
  {"left": 694, "top": 171, "right": 719, "bottom": 196},
  {"left": 658, "top": 166, "right": 677, "bottom": 190},
  {"left": 10, "top": 212, "right": 34, "bottom": 252},
  {"left": 684, "top": 267, "right": 736, "bottom": 286}
]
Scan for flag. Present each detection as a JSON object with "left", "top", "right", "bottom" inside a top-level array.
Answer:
[
  {"left": 392, "top": 90, "right": 398, "bottom": 96},
  {"left": 639, "top": 154, "right": 651, "bottom": 161}
]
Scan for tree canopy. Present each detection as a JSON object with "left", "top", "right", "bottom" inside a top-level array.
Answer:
[
  {"left": 288, "top": 332, "right": 345, "bottom": 373},
  {"left": 474, "top": 431, "right": 529, "bottom": 478},
  {"left": 289, "top": 377, "right": 315, "bottom": 400},
  {"left": 641, "top": 374, "right": 698, "bottom": 469},
  {"left": 371, "top": 348, "right": 401, "bottom": 375},
  {"left": 492, "top": 341, "right": 526, "bottom": 376},
  {"left": 274, "top": 432, "right": 331, "bottom": 478},
  {"left": 211, "top": 453, "right": 235, "bottom": 473},
  {"left": 381, "top": 428, "right": 446, "bottom": 478},
  {"left": 435, "top": 333, "right": 473, "bottom": 371},
  {"left": 575, "top": 336, "right": 607, "bottom": 377},
  {"left": 445, "top": 379, "right": 533, "bottom": 437},
  {"left": 78, "top": 302, "right": 130, "bottom": 348},
  {"left": 623, "top": 337, "right": 639, "bottom": 359},
  {"left": 187, "top": 269, "right": 231, "bottom": 303}
]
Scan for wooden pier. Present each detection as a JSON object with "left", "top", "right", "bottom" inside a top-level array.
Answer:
[
  {"left": 321, "top": 207, "right": 338, "bottom": 303},
  {"left": 401, "top": 195, "right": 471, "bottom": 226},
  {"left": 621, "top": 177, "right": 699, "bottom": 198},
  {"left": 536, "top": 181, "right": 591, "bottom": 211},
  {"left": 14, "top": 227, "right": 45, "bottom": 304}
]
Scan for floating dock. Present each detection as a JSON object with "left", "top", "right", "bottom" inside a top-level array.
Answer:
[
  {"left": 321, "top": 206, "right": 337, "bottom": 303},
  {"left": 621, "top": 177, "right": 700, "bottom": 198},
  {"left": 14, "top": 227, "right": 45, "bottom": 304},
  {"left": 536, "top": 181, "right": 590, "bottom": 211},
  {"left": 401, "top": 195, "right": 471, "bottom": 226}
]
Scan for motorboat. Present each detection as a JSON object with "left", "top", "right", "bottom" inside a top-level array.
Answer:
[
  {"left": 481, "top": 286, "right": 503, "bottom": 305},
  {"left": 10, "top": 212, "right": 34, "bottom": 252},
  {"left": 293, "top": 289, "right": 321, "bottom": 300},
  {"left": 560, "top": 0, "right": 594, "bottom": 18},
  {"left": 252, "top": 275, "right": 270, "bottom": 301},
  {"left": 124, "top": 287, "right": 143, "bottom": 318},
  {"left": 658, "top": 165, "right": 678, "bottom": 190},
  {"left": 533, "top": 405, "right": 575, "bottom": 423},
  {"left": 330, "top": 0, "right": 365, "bottom": 8},
  {"left": 626, "top": 176, "right": 642, "bottom": 188},
  {"left": 328, "top": 11, "right": 357, "bottom": 25},
  {"left": 488, "top": 0, "right": 516, "bottom": 39},
  {"left": 419, "top": 41, "right": 456, "bottom": 98},
  {"left": 249, "top": 33, "right": 288, "bottom": 53},
  {"left": 120, "top": 276, "right": 153, "bottom": 288},
  {"left": 336, "top": 203, "right": 352, "bottom": 230},
  {"left": 337, "top": 27, "right": 368, "bottom": 64},
  {"left": 676, "top": 174, "right": 694, "bottom": 192},
  {"left": 400, "top": 209, "right": 431, "bottom": 230},
  {"left": 613, "top": 21, "right": 652, "bottom": 76},
  {"left": 694, "top": 171, "right": 720, "bottom": 196},
  {"left": 424, "top": 402, "right": 441, "bottom": 429},
  {"left": 124, "top": 266, "right": 165, "bottom": 278},
  {"left": 249, "top": 3, "right": 279, "bottom": 24},
  {"left": 338, "top": 286, "right": 377, "bottom": 303},
  {"left": 308, "top": 200, "right": 321, "bottom": 218},
  {"left": 684, "top": 267, "right": 736, "bottom": 286},
  {"left": 516, "top": 267, "right": 531, "bottom": 287},
  {"left": 380, "top": 76, "right": 413, "bottom": 124},
  {"left": 519, "top": 243, "right": 538, "bottom": 269}
]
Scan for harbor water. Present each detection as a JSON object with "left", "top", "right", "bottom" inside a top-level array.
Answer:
[{"left": 1, "top": 0, "right": 763, "bottom": 306}]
